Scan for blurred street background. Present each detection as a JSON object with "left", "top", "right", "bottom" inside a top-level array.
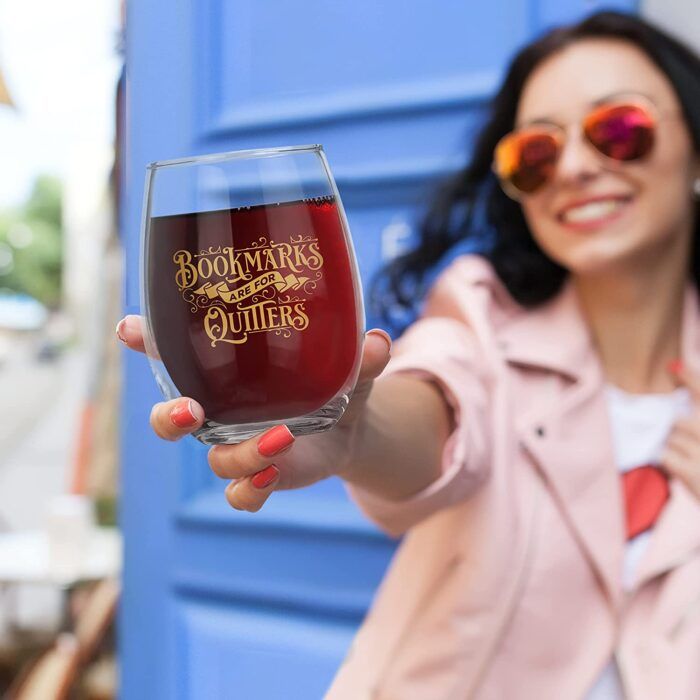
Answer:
[
  {"left": 0, "top": 0, "right": 121, "bottom": 507},
  {"left": 0, "top": 0, "right": 122, "bottom": 695}
]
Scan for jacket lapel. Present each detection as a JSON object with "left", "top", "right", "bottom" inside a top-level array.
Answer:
[{"left": 499, "top": 280, "right": 625, "bottom": 611}]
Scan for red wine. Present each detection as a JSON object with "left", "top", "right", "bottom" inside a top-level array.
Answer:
[{"left": 147, "top": 196, "right": 360, "bottom": 424}]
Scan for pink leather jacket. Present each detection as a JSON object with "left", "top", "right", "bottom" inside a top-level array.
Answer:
[{"left": 324, "top": 255, "right": 700, "bottom": 700}]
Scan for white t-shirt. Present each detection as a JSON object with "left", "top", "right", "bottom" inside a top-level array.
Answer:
[{"left": 585, "top": 384, "right": 692, "bottom": 699}]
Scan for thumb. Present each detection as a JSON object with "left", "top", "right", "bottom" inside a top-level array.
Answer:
[
  {"left": 357, "top": 329, "right": 392, "bottom": 384},
  {"left": 339, "top": 329, "right": 392, "bottom": 426}
]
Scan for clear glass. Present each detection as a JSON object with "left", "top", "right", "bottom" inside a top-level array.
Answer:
[{"left": 139, "top": 144, "right": 365, "bottom": 444}]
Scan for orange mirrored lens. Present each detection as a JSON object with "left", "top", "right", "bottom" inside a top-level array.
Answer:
[
  {"left": 583, "top": 103, "right": 655, "bottom": 161},
  {"left": 494, "top": 130, "right": 560, "bottom": 194}
]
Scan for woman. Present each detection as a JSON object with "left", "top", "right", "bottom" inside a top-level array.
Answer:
[{"left": 117, "top": 11, "right": 700, "bottom": 699}]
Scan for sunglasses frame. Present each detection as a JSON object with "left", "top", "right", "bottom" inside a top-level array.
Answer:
[{"left": 492, "top": 93, "right": 672, "bottom": 201}]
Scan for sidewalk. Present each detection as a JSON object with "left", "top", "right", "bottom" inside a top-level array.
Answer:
[
  {"left": 0, "top": 343, "right": 86, "bottom": 636},
  {"left": 0, "top": 342, "right": 85, "bottom": 529}
]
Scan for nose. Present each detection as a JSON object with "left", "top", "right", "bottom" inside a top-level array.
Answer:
[{"left": 553, "top": 125, "right": 602, "bottom": 187}]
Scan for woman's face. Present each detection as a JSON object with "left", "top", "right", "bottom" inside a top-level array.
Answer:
[{"left": 515, "top": 38, "right": 699, "bottom": 277}]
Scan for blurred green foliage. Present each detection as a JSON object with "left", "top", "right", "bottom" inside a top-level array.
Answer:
[{"left": 0, "top": 175, "right": 63, "bottom": 308}]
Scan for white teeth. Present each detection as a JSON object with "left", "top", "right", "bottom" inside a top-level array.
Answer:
[{"left": 562, "top": 199, "right": 627, "bottom": 223}]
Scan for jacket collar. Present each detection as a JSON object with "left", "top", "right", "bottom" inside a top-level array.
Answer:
[
  {"left": 500, "top": 274, "right": 700, "bottom": 383},
  {"left": 500, "top": 276, "right": 700, "bottom": 608},
  {"left": 497, "top": 277, "right": 594, "bottom": 382}
]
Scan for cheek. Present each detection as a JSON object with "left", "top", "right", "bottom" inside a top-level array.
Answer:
[
  {"left": 630, "top": 129, "right": 694, "bottom": 227},
  {"left": 634, "top": 136, "right": 695, "bottom": 236},
  {"left": 519, "top": 200, "right": 569, "bottom": 264}
]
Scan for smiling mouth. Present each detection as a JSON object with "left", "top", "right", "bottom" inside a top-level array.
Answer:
[{"left": 557, "top": 196, "right": 634, "bottom": 227}]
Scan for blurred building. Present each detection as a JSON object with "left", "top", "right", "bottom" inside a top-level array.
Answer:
[{"left": 62, "top": 145, "right": 115, "bottom": 332}]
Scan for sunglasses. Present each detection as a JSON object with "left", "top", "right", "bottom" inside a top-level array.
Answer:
[{"left": 493, "top": 97, "right": 665, "bottom": 199}]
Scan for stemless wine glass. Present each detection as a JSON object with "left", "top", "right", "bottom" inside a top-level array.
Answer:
[{"left": 140, "top": 144, "right": 365, "bottom": 444}]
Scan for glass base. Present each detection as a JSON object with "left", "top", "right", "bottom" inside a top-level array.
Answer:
[{"left": 191, "top": 393, "right": 350, "bottom": 445}]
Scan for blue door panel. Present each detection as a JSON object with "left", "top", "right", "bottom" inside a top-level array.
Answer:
[
  {"left": 172, "top": 489, "right": 391, "bottom": 618},
  {"left": 121, "top": 1, "right": 637, "bottom": 697},
  {"left": 193, "top": 0, "right": 531, "bottom": 138},
  {"left": 175, "top": 602, "right": 357, "bottom": 700}
]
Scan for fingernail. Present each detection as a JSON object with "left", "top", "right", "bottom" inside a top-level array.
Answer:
[
  {"left": 117, "top": 316, "right": 140, "bottom": 344},
  {"left": 257, "top": 425, "right": 295, "bottom": 457},
  {"left": 170, "top": 400, "right": 202, "bottom": 428},
  {"left": 115, "top": 319, "right": 127, "bottom": 344},
  {"left": 667, "top": 358, "right": 684, "bottom": 375},
  {"left": 367, "top": 328, "right": 392, "bottom": 352},
  {"left": 252, "top": 464, "right": 279, "bottom": 489}
]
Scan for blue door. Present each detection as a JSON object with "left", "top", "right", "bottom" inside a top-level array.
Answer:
[{"left": 120, "top": 1, "right": 636, "bottom": 697}]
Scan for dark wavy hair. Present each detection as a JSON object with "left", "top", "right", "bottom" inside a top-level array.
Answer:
[{"left": 370, "top": 11, "right": 700, "bottom": 334}]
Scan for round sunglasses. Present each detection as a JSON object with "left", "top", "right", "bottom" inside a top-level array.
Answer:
[{"left": 492, "top": 95, "right": 675, "bottom": 199}]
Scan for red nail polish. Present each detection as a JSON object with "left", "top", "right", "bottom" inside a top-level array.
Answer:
[
  {"left": 257, "top": 425, "right": 295, "bottom": 457},
  {"left": 667, "top": 359, "right": 684, "bottom": 375},
  {"left": 170, "top": 400, "right": 198, "bottom": 428},
  {"left": 252, "top": 465, "right": 279, "bottom": 489}
]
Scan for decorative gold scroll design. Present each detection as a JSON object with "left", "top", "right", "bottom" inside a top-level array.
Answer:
[{"left": 193, "top": 270, "right": 311, "bottom": 305}]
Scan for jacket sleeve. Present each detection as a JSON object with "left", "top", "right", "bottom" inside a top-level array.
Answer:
[{"left": 343, "top": 262, "right": 493, "bottom": 538}]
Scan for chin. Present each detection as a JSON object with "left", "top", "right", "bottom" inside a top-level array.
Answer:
[{"left": 545, "top": 244, "right": 634, "bottom": 278}]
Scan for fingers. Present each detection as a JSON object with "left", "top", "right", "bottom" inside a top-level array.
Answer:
[
  {"left": 661, "top": 446, "right": 700, "bottom": 500},
  {"left": 211, "top": 424, "right": 295, "bottom": 512},
  {"left": 668, "top": 359, "right": 700, "bottom": 403},
  {"left": 116, "top": 315, "right": 147, "bottom": 354},
  {"left": 150, "top": 398, "right": 205, "bottom": 441},
  {"left": 665, "top": 429, "right": 696, "bottom": 460},
  {"left": 150, "top": 403, "right": 294, "bottom": 512},
  {"left": 208, "top": 424, "right": 295, "bottom": 479},
  {"left": 670, "top": 416, "right": 696, "bottom": 433},
  {"left": 225, "top": 464, "right": 281, "bottom": 512}
]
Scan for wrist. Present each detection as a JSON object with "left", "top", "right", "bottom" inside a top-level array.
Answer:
[{"left": 333, "top": 405, "right": 370, "bottom": 482}]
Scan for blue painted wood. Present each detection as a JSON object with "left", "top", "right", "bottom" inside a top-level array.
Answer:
[
  {"left": 173, "top": 601, "right": 356, "bottom": 700},
  {"left": 120, "top": 0, "right": 638, "bottom": 698},
  {"left": 193, "top": 0, "right": 526, "bottom": 137}
]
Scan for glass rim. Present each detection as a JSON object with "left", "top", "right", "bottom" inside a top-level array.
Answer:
[{"left": 147, "top": 143, "right": 324, "bottom": 171}]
